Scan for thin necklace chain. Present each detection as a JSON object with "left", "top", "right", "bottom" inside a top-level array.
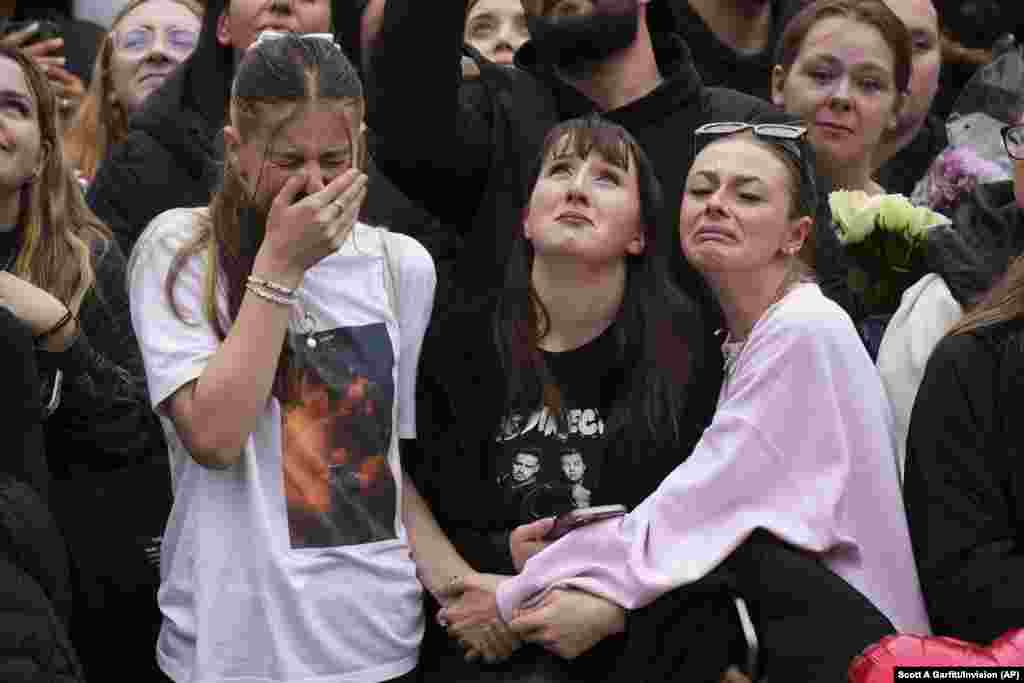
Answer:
[{"left": 722, "top": 269, "right": 802, "bottom": 380}]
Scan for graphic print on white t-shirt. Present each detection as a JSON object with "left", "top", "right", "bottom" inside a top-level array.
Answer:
[
  {"left": 496, "top": 406, "right": 605, "bottom": 523},
  {"left": 281, "top": 322, "right": 397, "bottom": 548}
]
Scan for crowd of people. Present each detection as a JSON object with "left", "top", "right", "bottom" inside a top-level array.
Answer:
[{"left": 1, "top": 0, "right": 1023, "bottom": 681}]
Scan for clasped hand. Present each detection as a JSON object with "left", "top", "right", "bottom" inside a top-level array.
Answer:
[{"left": 438, "top": 572, "right": 521, "bottom": 664}]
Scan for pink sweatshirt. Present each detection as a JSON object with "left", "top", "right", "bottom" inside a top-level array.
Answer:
[{"left": 497, "top": 284, "right": 932, "bottom": 634}]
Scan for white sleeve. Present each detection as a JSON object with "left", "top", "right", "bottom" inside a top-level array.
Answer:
[
  {"left": 128, "top": 209, "right": 220, "bottom": 414},
  {"left": 877, "top": 274, "right": 963, "bottom": 482},
  {"left": 385, "top": 232, "right": 436, "bottom": 439}
]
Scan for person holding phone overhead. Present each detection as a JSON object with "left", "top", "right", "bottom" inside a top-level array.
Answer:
[{"left": 128, "top": 33, "right": 438, "bottom": 683}]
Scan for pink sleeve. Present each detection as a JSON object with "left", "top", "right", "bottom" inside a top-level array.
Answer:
[{"left": 498, "top": 303, "right": 861, "bottom": 620}]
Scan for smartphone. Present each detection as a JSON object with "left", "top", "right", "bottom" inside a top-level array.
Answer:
[
  {"left": 1, "top": 20, "right": 62, "bottom": 46},
  {"left": 543, "top": 504, "right": 627, "bottom": 541}
]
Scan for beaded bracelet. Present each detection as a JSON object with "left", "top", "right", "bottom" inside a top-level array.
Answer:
[
  {"left": 246, "top": 275, "right": 296, "bottom": 298},
  {"left": 245, "top": 282, "right": 295, "bottom": 307},
  {"left": 35, "top": 309, "right": 75, "bottom": 345}
]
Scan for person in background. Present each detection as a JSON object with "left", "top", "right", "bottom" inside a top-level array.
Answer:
[
  {"left": 0, "top": 308, "right": 49, "bottom": 501},
  {"left": 903, "top": 216, "right": 1024, "bottom": 642},
  {"left": 874, "top": 0, "right": 946, "bottom": 197},
  {"left": 772, "top": 0, "right": 911, "bottom": 196},
  {"left": 64, "top": 0, "right": 202, "bottom": 186},
  {"left": 877, "top": 115, "right": 1024, "bottom": 480},
  {"left": 129, "top": 32, "right": 441, "bottom": 683},
  {"left": 930, "top": 0, "right": 1021, "bottom": 120},
  {"left": 464, "top": 0, "right": 527, "bottom": 66},
  {"left": 666, "top": 0, "right": 805, "bottom": 101},
  {"left": 87, "top": 0, "right": 331, "bottom": 257}
]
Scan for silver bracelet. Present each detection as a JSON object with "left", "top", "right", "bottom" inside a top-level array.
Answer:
[
  {"left": 245, "top": 282, "right": 295, "bottom": 307},
  {"left": 246, "top": 275, "right": 297, "bottom": 298}
]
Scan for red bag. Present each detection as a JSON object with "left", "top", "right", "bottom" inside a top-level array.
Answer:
[{"left": 849, "top": 629, "right": 1024, "bottom": 682}]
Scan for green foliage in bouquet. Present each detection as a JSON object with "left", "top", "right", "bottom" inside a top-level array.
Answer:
[{"left": 830, "top": 190, "right": 951, "bottom": 315}]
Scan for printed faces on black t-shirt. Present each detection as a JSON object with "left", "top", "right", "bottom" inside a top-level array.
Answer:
[
  {"left": 495, "top": 406, "right": 606, "bottom": 522},
  {"left": 493, "top": 325, "right": 620, "bottom": 524}
]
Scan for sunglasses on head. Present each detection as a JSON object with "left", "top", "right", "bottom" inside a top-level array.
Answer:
[
  {"left": 693, "top": 121, "right": 809, "bottom": 166},
  {"left": 693, "top": 121, "right": 817, "bottom": 214},
  {"left": 694, "top": 121, "right": 808, "bottom": 141}
]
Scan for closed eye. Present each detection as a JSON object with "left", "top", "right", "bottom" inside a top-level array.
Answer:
[
  {"left": 0, "top": 98, "right": 29, "bottom": 116},
  {"left": 547, "top": 161, "right": 574, "bottom": 177},
  {"left": 859, "top": 78, "right": 884, "bottom": 93}
]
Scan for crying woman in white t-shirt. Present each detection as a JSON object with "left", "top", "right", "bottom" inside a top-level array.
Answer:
[{"left": 127, "top": 32, "right": 445, "bottom": 683}]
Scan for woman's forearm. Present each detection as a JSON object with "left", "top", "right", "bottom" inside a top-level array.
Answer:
[
  {"left": 402, "top": 471, "right": 474, "bottom": 603},
  {"left": 172, "top": 289, "right": 293, "bottom": 469}
]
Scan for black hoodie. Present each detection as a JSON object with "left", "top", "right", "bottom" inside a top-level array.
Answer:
[{"left": 665, "top": 0, "right": 806, "bottom": 101}]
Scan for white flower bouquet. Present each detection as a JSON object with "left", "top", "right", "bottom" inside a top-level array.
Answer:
[{"left": 830, "top": 190, "right": 951, "bottom": 314}]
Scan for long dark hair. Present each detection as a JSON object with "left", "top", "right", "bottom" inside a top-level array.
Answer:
[
  {"left": 165, "top": 34, "right": 364, "bottom": 398},
  {"left": 494, "top": 115, "right": 702, "bottom": 448}
]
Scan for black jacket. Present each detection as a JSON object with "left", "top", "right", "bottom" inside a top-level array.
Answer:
[
  {"left": 904, "top": 320, "right": 1024, "bottom": 643},
  {"left": 0, "top": 232, "right": 160, "bottom": 478},
  {"left": 0, "top": 474, "right": 84, "bottom": 683},
  {"left": 86, "top": 0, "right": 232, "bottom": 258},
  {"left": 0, "top": 307, "right": 49, "bottom": 501},
  {"left": 38, "top": 239, "right": 162, "bottom": 479}
]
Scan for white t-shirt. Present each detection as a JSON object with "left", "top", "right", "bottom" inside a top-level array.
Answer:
[{"left": 128, "top": 208, "right": 436, "bottom": 683}]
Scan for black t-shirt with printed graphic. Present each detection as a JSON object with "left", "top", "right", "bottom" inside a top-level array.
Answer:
[{"left": 491, "top": 323, "right": 625, "bottom": 525}]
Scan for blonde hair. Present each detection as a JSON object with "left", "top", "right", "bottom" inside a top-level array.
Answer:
[
  {"left": 63, "top": 0, "right": 204, "bottom": 181},
  {"left": 2, "top": 46, "right": 112, "bottom": 313}
]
